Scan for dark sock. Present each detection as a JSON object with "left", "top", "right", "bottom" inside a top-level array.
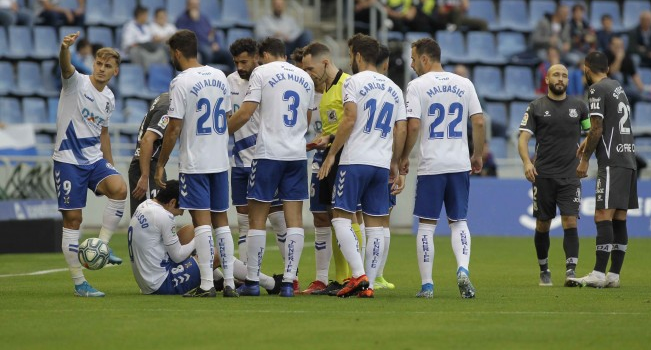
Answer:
[
  {"left": 594, "top": 220, "right": 614, "bottom": 273},
  {"left": 563, "top": 227, "right": 579, "bottom": 270},
  {"left": 609, "top": 219, "right": 628, "bottom": 274},
  {"left": 534, "top": 230, "right": 550, "bottom": 271}
]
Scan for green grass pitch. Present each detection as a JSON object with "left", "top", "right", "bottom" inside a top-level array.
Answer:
[{"left": 1, "top": 233, "right": 650, "bottom": 349}]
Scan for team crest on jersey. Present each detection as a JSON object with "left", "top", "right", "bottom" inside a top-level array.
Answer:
[
  {"left": 569, "top": 109, "right": 578, "bottom": 118},
  {"left": 158, "top": 116, "right": 170, "bottom": 129}
]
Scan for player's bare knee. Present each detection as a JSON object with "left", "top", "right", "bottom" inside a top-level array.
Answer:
[
  {"left": 62, "top": 211, "right": 83, "bottom": 229},
  {"left": 211, "top": 211, "right": 228, "bottom": 228},
  {"left": 536, "top": 219, "right": 552, "bottom": 232},
  {"left": 177, "top": 224, "right": 195, "bottom": 245},
  {"left": 561, "top": 215, "right": 577, "bottom": 229},
  {"left": 235, "top": 206, "right": 249, "bottom": 215},
  {"left": 313, "top": 212, "right": 330, "bottom": 227}
]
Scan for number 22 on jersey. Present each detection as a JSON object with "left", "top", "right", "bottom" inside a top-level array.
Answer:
[{"left": 428, "top": 102, "right": 463, "bottom": 139}]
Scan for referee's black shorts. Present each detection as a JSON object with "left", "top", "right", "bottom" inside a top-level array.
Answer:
[
  {"left": 532, "top": 177, "right": 581, "bottom": 221},
  {"left": 318, "top": 146, "right": 343, "bottom": 206}
]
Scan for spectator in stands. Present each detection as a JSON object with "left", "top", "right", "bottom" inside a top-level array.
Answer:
[
  {"left": 33, "top": 0, "right": 84, "bottom": 27},
  {"left": 150, "top": 8, "right": 176, "bottom": 44},
  {"left": 175, "top": 0, "right": 232, "bottom": 69},
  {"left": 0, "top": 0, "right": 33, "bottom": 27},
  {"left": 122, "top": 6, "right": 168, "bottom": 71},
  {"left": 71, "top": 38, "right": 92, "bottom": 74},
  {"left": 480, "top": 141, "right": 497, "bottom": 177},
  {"left": 536, "top": 46, "right": 561, "bottom": 95},
  {"left": 628, "top": 11, "right": 651, "bottom": 68},
  {"left": 607, "top": 36, "right": 651, "bottom": 105},
  {"left": 568, "top": 4, "right": 595, "bottom": 56},
  {"left": 385, "top": 0, "right": 436, "bottom": 35},
  {"left": 255, "top": 0, "right": 312, "bottom": 56},
  {"left": 596, "top": 14, "right": 615, "bottom": 51},
  {"left": 532, "top": 4, "right": 574, "bottom": 64},
  {"left": 432, "top": 0, "right": 487, "bottom": 32}
]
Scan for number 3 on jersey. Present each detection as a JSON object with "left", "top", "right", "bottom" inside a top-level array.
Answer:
[
  {"left": 428, "top": 102, "right": 463, "bottom": 139},
  {"left": 283, "top": 90, "right": 300, "bottom": 127},
  {"left": 196, "top": 97, "right": 227, "bottom": 135}
]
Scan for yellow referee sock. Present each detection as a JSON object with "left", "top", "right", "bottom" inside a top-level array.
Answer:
[{"left": 332, "top": 226, "right": 350, "bottom": 283}]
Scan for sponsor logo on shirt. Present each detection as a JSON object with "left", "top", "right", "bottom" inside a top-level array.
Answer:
[
  {"left": 158, "top": 115, "right": 170, "bottom": 129},
  {"left": 520, "top": 112, "right": 529, "bottom": 126}
]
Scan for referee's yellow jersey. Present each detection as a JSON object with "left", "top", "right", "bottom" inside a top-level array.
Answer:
[{"left": 319, "top": 70, "right": 350, "bottom": 136}]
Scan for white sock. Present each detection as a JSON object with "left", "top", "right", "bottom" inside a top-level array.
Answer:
[
  {"left": 259, "top": 272, "right": 275, "bottom": 291},
  {"left": 364, "top": 227, "right": 384, "bottom": 289},
  {"left": 359, "top": 222, "right": 366, "bottom": 263},
  {"left": 450, "top": 221, "right": 471, "bottom": 274},
  {"left": 215, "top": 226, "right": 235, "bottom": 288},
  {"left": 332, "top": 218, "right": 365, "bottom": 277},
  {"left": 62, "top": 228, "right": 85, "bottom": 285},
  {"left": 377, "top": 227, "right": 391, "bottom": 278},
  {"left": 194, "top": 225, "right": 214, "bottom": 290},
  {"left": 213, "top": 267, "right": 224, "bottom": 281},
  {"left": 246, "top": 229, "right": 266, "bottom": 282},
  {"left": 417, "top": 223, "right": 436, "bottom": 285},
  {"left": 314, "top": 226, "right": 332, "bottom": 284},
  {"left": 233, "top": 258, "right": 247, "bottom": 281},
  {"left": 237, "top": 213, "right": 249, "bottom": 264},
  {"left": 98, "top": 198, "right": 126, "bottom": 243},
  {"left": 269, "top": 211, "right": 287, "bottom": 261},
  {"left": 283, "top": 227, "right": 305, "bottom": 283}
]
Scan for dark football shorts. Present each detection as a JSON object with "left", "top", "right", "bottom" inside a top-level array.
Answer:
[
  {"left": 532, "top": 177, "right": 581, "bottom": 220},
  {"left": 595, "top": 166, "right": 638, "bottom": 210}
]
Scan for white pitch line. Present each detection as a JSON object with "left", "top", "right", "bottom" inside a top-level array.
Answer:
[{"left": 0, "top": 264, "right": 117, "bottom": 278}]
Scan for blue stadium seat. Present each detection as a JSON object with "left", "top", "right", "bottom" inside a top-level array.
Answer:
[
  {"left": 112, "top": 0, "right": 137, "bottom": 27},
  {"left": 110, "top": 98, "right": 125, "bottom": 124},
  {"left": 33, "top": 26, "right": 59, "bottom": 59},
  {"left": 167, "top": 0, "right": 187, "bottom": 23},
  {"left": 499, "top": 0, "right": 530, "bottom": 32},
  {"left": 141, "top": 0, "right": 166, "bottom": 11},
  {"left": 119, "top": 134, "right": 136, "bottom": 156},
  {"left": 87, "top": 26, "right": 114, "bottom": 48},
  {"left": 624, "top": 1, "right": 651, "bottom": 30},
  {"left": 633, "top": 102, "right": 651, "bottom": 135},
  {"left": 590, "top": 1, "right": 622, "bottom": 31},
  {"left": 40, "top": 60, "right": 61, "bottom": 97},
  {"left": 529, "top": 0, "right": 556, "bottom": 28},
  {"left": 485, "top": 102, "right": 508, "bottom": 130},
  {"left": 639, "top": 68, "right": 651, "bottom": 85},
  {"left": 0, "top": 27, "right": 8, "bottom": 59},
  {"left": 85, "top": 0, "right": 112, "bottom": 26},
  {"left": 490, "top": 137, "right": 507, "bottom": 159},
  {"left": 59, "top": 26, "right": 85, "bottom": 47},
  {"left": 635, "top": 137, "right": 651, "bottom": 158},
  {"left": 47, "top": 97, "right": 59, "bottom": 123},
  {"left": 473, "top": 66, "right": 510, "bottom": 101},
  {"left": 58, "top": 0, "right": 79, "bottom": 9},
  {"left": 380, "top": 31, "right": 404, "bottom": 43},
  {"left": 35, "top": 134, "right": 53, "bottom": 156},
  {"left": 226, "top": 28, "right": 254, "bottom": 48},
  {"left": 6, "top": 26, "right": 33, "bottom": 59},
  {"left": 497, "top": 32, "right": 527, "bottom": 59},
  {"left": 201, "top": 0, "right": 223, "bottom": 28},
  {"left": 124, "top": 98, "right": 149, "bottom": 124},
  {"left": 467, "top": 0, "right": 499, "bottom": 30},
  {"left": 13, "top": 62, "right": 42, "bottom": 97},
  {"left": 221, "top": 0, "right": 254, "bottom": 28},
  {"left": 466, "top": 32, "right": 506, "bottom": 65},
  {"left": 0, "top": 61, "right": 14, "bottom": 96},
  {"left": 147, "top": 63, "right": 174, "bottom": 94},
  {"left": 0, "top": 97, "right": 22, "bottom": 124},
  {"left": 118, "top": 63, "right": 156, "bottom": 99},
  {"left": 435, "top": 31, "right": 470, "bottom": 64},
  {"left": 504, "top": 66, "right": 538, "bottom": 101},
  {"left": 508, "top": 101, "right": 530, "bottom": 136},
  {"left": 22, "top": 98, "right": 48, "bottom": 124},
  {"left": 215, "top": 29, "right": 226, "bottom": 49}
]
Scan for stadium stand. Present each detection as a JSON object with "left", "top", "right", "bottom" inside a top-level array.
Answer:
[
  {"left": 33, "top": 26, "right": 59, "bottom": 59},
  {"left": 498, "top": 0, "right": 531, "bottom": 32}
]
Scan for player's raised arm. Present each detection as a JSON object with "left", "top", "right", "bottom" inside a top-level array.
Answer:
[{"left": 60, "top": 31, "right": 80, "bottom": 79}]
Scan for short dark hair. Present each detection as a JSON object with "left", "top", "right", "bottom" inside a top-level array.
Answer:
[
  {"left": 303, "top": 42, "right": 330, "bottom": 58},
  {"left": 601, "top": 13, "right": 612, "bottom": 22},
  {"left": 168, "top": 29, "right": 197, "bottom": 59},
  {"left": 376, "top": 44, "right": 390, "bottom": 66},
  {"left": 154, "top": 7, "right": 166, "bottom": 16},
  {"left": 411, "top": 38, "right": 441, "bottom": 62},
  {"left": 290, "top": 47, "right": 305, "bottom": 63},
  {"left": 347, "top": 33, "right": 379, "bottom": 65},
  {"left": 585, "top": 51, "right": 609, "bottom": 73},
  {"left": 134, "top": 5, "right": 147, "bottom": 18},
  {"left": 259, "top": 37, "right": 286, "bottom": 58},
  {"left": 230, "top": 38, "right": 258, "bottom": 57},
  {"left": 76, "top": 38, "right": 90, "bottom": 52},
  {"left": 155, "top": 180, "right": 180, "bottom": 205}
]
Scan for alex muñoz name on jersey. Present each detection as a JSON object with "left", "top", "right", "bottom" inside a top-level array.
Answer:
[{"left": 267, "top": 72, "right": 312, "bottom": 93}]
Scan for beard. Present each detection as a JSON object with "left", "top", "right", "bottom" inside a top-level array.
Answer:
[
  {"left": 549, "top": 82, "right": 567, "bottom": 95},
  {"left": 171, "top": 56, "right": 182, "bottom": 72},
  {"left": 238, "top": 69, "right": 251, "bottom": 80},
  {"left": 584, "top": 70, "right": 593, "bottom": 85},
  {"left": 351, "top": 58, "right": 359, "bottom": 74}
]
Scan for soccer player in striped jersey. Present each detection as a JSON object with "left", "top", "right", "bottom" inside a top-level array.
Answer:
[
  {"left": 400, "top": 38, "right": 485, "bottom": 299},
  {"left": 319, "top": 34, "right": 407, "bottom": 298},
  {"left": 155, "top": 30, "right": 237, "bottom": 298},
  {"left": 54, "top": 32, "right": 127, "bottom": 297},
  {"left": 227, "top": 38, "right": 289, "bottom": 275},
  {"left": 228, "top": 37, "right": 315, "bottom": 297}
]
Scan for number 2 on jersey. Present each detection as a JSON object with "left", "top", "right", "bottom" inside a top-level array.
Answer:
[
  {"left": 363, "top": 98, "right": 394, "bottom": 138},
  {"left": 196, "top": 97, "right": 227, "bottom": 135},
  {"left": 428, "top": 102, "right": 464, "bottom": 139}
]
